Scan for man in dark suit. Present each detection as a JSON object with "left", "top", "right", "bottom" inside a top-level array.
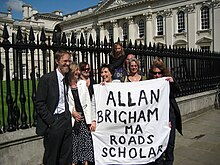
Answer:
[{"left": 36, "top": 50, "right": 72, "bottom": 165}]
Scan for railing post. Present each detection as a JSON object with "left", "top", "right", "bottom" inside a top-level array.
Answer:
[
  {"left": 80, "top": 33, "right": 86, "bottom": 61},
  {"left": 12, "top": 33, "right": 20, "bottom": 130},
  {"left": 29, "top": 27, "right": 37, "bottom": 126},
  {"left": 17, "top": 26, "right": 28, "bottom": 129},
  {"left": 96, "top": 36, "right": 101, "bottom": 83},
  {"left": 2, "top": 24, "right": 15, "bottom": 132},
  {"left": 40, "top": 28, "right": 47, "bottom": 74},
  {"left": 52, "top": 29, "right": 59, "bottom": 69}
]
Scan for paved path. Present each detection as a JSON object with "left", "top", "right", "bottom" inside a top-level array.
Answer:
[{"left": 174, "top": 109, "right": 220, "bottom": 165}]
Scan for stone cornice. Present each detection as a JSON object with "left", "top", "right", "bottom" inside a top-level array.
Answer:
[
  {"left": 95, "top": 0, "right": 154, "bottom": 15},
  {"left": 157, "top": 8, "right": 173, "bottom": 18},
  {"left": 107, "top": 0, "right": 128, "bottom": 9},
  {"left": 34, "top": 13, "right": 63, "bottom": 21}
]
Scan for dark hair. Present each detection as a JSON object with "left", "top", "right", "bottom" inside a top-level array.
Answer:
[
  {"left": 100, "top": 63, "right": 114, "bottom": 75},
  {"left": 148, "top": 57, "right": 171, "bottom": 79},
  {"left": 79, "top": 61, "right": 89, "bottom": 71}
]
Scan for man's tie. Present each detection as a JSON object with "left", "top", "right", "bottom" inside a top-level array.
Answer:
[{"left": 63, "top": 76, "right": 70, "bottom": 118}]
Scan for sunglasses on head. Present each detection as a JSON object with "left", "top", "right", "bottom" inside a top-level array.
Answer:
[{"left": 152, "top": 71, "right": 162, "bottom": 75}]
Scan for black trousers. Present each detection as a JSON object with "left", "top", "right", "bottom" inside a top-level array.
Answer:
[
  {"left": 164, "top": 119, "right": 176, "bottom": 165},
  {"left": 43, "top": 113, "right": 72, "bottom": 165},
  {"left": 155, "top": 118, "right": 176, "bottom": 165}
]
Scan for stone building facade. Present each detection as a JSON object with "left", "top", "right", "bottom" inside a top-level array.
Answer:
[
  {"left": 58, "top": 0, "right": 220, "bottom": 52},
  {"left": 1, "top": 0, "right": 220, "bottom": 80}
]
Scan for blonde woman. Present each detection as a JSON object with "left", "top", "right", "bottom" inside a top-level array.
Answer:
[
  {"left": 125, "top": 57, "right": 143, "bottom": 82},
  {"left": 68, "top": 62, "right": 96, "bottom": 165}
]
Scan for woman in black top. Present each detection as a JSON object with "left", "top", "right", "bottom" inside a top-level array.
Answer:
[
  {"left": 148, "top": 58, "right": 182, "bottom": 165},
  {"left": 109, "top": 42, "right": 127, "bottom": 82}
]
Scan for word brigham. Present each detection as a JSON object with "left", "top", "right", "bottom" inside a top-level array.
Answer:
[{"left": 97, "top": 108, "right": 158, "bottom": 124}]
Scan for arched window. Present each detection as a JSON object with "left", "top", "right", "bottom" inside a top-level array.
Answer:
[
  {"left": 201, "top": 6, "right": 210, "bottom": 29},
  {"left": 108, "top": 25, "right": 113, "bottom": 42},
  {"left": 138, "top": 19, "right": 145, "bottom": 38},
  {"left": 123, "top": 22, "right": 128, "bottom": 40},
  {"left": 177, "top": 11, "right": 185, "bottom": 33},
  {"left": 157, "top": 15, "right": 163, "bottom": 35}
]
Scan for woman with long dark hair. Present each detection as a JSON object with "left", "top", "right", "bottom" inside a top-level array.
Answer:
[{"left": 148, "top": 58, "right": 183, "bottom": 165}]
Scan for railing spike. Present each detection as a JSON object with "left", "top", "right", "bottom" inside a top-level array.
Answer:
[
  {"left": 61, "top": 32, "right": 67, "bottom": 45},
  {"left": 80, "top": 33, "right": 85, "bottom": 46},
  {"left": 16, "top": 26, "right": 23, "bottom": 42},
  {"left": 104, "top": 36, "right": 108, "bottom": 47},
  {"left": 40, "top": 28, "right": 46, "bottom": 42},
  {"left": 52, "top": 29, "right": 58, "bottom": 44},
  {"left": 89, "top": 34, "right": 93, "bottom": 46},
  {"left": 29, "top": 27, "right": 35, "bottom": 42},
  {"left": 3, "top": 24, "right": 9, "bottom": 41},
  {"left": 71, "top": 31, "right": 76, "bottom": 45}
]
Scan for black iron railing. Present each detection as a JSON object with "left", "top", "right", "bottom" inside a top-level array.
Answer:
[{"left": 0, "top": 24, "right": 220, "bottom": 133}]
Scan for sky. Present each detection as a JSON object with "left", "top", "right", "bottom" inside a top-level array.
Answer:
[{"left": 0, "top": 0, "right": 101, "bottom": 20}]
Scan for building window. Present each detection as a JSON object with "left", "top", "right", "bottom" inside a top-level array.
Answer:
[
  {"left": 200, "top": 46, "right": 210, "bottom": 52},
  {"left": 123, "top": 22, "right": 128, "bottom": 40},
  {"left": 138, "top": 19, "right": 145, "bottom": 38},
  {"left": 201, "top": 6, "right": 210, "bottom": 30},
  {"left": 177, "top": 11, "right": 185, "bottom": 33},
  {"left": 108, "top": 25, "right": 113, "bottom": 42},
  {"left": 157, "top": 15, "right": 163, "bottom": 35}
]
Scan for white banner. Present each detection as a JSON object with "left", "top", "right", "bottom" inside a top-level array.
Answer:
[{"left": 92, "top": 78, "right": 171, "bottom": 165}]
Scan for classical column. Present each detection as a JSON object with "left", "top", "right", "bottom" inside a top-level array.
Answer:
[
  {"left": 144, "top": 12, "right": 153, "bottom": 45},
  {"left": 98, "top": 23, "right": 105, "bottom": 43},
  {"left": 186, "top": 4, "right": 196, "bottom": 49},
  {"left": 164, "top": 9, "right": 173, "bottom": 46},
  {"left": 126, "top": 16, "right": 136, "bottom": 43},
  {"left": 212, "top": 0, "right": 220, "bottom": 51},
  {"left": 111, "top": 19, "right": 119, "bottom": 42}
]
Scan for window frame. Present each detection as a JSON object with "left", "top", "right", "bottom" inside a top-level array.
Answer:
[
  {"left": 157, "top": 15, "right": 164, "bottom": 35},
  {"left": 138, "top": 19, "right": 145, "bottom": 38},
  {"left": 201, "top": 6, "right": 210, "bottom": 30},
  {"left": 123, "top": 22, "right": 128, "bottom": 40},
  {"left": 108, "top": 25, "right": 113, "bottom": 42},
  {"left": 177, "top": 11, "right": 185, "bottom": 33}
]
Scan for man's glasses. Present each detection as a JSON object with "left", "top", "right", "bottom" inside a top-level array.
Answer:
[{"left": 152, "top": 71, "right": 162, "bottom": 75}]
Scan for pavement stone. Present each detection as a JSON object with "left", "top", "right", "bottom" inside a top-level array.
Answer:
[{"left": 174, "top": 109, "right": 220, "bottom": 165}]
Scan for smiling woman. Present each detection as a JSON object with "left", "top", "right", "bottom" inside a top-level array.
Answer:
[{"left": 100, "top": 64, "right": 113, "bottom": 83}]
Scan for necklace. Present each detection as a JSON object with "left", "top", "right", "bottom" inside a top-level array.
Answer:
[{"left": 129, "top": 74, "right": 140, "bottom": 82}]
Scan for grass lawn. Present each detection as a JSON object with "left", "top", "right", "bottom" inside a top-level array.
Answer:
[{"left": 0, "top": 79, "right": 38, "bottom": 130}]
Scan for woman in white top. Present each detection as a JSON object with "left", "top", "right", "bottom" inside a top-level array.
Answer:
[{"left": 68, "top": 62, "right": 96, "bottom": 165}]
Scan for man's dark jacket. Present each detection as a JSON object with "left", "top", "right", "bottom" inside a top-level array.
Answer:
[{"left": 35, "top": 71, "right": 59, "bottom": 136}]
